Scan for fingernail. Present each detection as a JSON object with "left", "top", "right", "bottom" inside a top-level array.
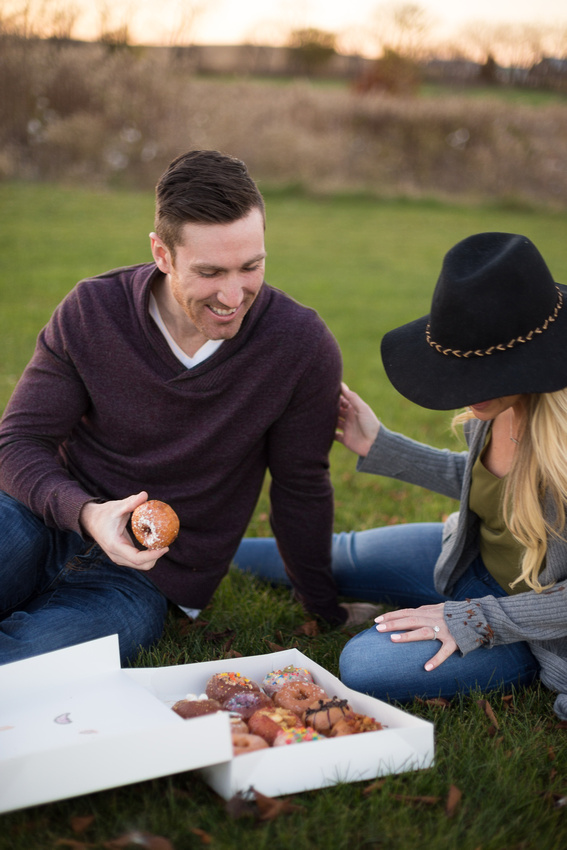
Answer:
[
  {"left": 424, "top": 663, "right": 433, "bottom": 671},
  {"left": 375, "top": 615, "right": 383, "bottom": 622},
  {"left": 376, "top": 623, "right": 386, "bottom": 631},
  {"left": 391, "top": 633, "right": 400, "bottom": 641}
]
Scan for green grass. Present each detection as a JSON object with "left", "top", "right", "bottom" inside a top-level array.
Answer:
[{"left": 1, "top": 183, "right": 567, "bottom": 848}]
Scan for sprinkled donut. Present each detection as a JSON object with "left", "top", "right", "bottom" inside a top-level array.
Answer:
[
  {"left": 273, "top": 726, "right": 324, "bottom": 746},
  {"left": 232, "top": 732, "right": 269, "bottom": 756},
  {"left": 273, "top": 681, "right": 328, "bottom": 716},
  {"left": 304, "top": 696, "right": 353, "bottom": 734},
  {"left": 262, "top": 665, "right": 314, "bottom": 697},
  {"left": 131, "top": 500, "right": 180, "bottom": 549},
  {"left": 205, "top": 672, "right": 261, "bottom": 703}
]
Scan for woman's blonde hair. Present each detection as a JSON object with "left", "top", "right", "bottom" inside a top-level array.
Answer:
[{"left": 453, "top": 388, "right": 567, "bottom": 592}]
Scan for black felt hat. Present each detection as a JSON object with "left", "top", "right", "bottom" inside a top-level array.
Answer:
[{"left": 381, "top": 232, "right": 567, "bottom": 410}]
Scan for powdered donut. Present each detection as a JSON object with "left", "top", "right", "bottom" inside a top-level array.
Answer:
[
  {"left": 131, "top": 500, "right": 180, "bottom": 549},
  {"left": 273, "top": 726, "right": 324, "bottom": 746},
  {"left": 248, "top": 706, "right": 303, "bottom": 745},
  {"left": 330, "top": 713, "right": 384, "bottom": 736},
  {"left": 232, "top": 732, "right": 269, "bottom": 757},
  {"left": 222, "top": 690, "right": 272, "bottom": 719},
  {"left": 171, "top": 698, "right": 223, "bottom": 718},
  {"left": 262, "top": 665, "right": 314, "bottom": 697},
  {"left": 273, "top": 681, "right": 328, "bottom": 716},
  {"left": 205, "top": 672, "right": 261, "bottom": 703},
  {"left": 304, "top": 696, "right": 353, "bottom": 734}
]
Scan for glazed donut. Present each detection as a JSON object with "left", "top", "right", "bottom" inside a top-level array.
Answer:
[
  {"left": 248, "top": 706, "right": 303, "bottom": 745},
  {"left": 273, "top": 681, "right": 328, "bottom": 716},
  {"left": 205, "top": 672, "right": 261, "bottom": 703},
  {"left": 273, "top": 726, "right": 324, "bottom": 746},
  {"left": 232, "top": 732, "right": 269, "bottom": 757},
  {"left": 222, "top": 690, "right": 272, "bottom": 719},
  {"left": 131, "top": 500, "right": 180, "bottom": 549},
  {"left": 304, "top": 696, "right": 353, "bottom": 734},
  {"left": 172, "top": 698, "right": 223, "bottom": 718},
  {"left": 330, "top": 713, "right": 384, "bottom": 736},
  {"left": 262, "top": 665, "right": 314, "bottom": 697}
]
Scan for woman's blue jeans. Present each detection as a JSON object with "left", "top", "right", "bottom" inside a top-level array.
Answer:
[
  {"left": 234, "top": 524, "right": 539, "bottom": 703},
  {"left": 0, "top": 492, "right": 168, "bottom": 666}
]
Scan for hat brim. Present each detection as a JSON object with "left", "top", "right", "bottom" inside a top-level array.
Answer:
[{"left": 380, "top": 282, "right": 567, "bottom": 410}]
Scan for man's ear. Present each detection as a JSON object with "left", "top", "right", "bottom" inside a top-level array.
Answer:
[{"left": 149, "top": 232, "right": 173, "bottom": 274}]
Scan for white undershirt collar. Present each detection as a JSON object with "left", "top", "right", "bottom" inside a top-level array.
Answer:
[{"left": 149, "top": 293, "right": 223, "bottom": 368}]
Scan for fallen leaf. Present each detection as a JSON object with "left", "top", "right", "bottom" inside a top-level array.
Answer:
[
  {"left": 555, "top": 720, "right": 567, "bottom": 730},
  {"left": 190, "top": 827, "right": 212, "bottom": 844},
  {"left": 389, "top": 794, "right": 441, "bottom": 806},
  {"left": 71, "top": 816, "right": 95, "bottom": 835},
  {"left": 425, "top": 697, "right": 451, "bottom": 709},
  {"left": 225, "top": 791, "right": 257, "bottom": 820},
  {"left": 445, "top": 785, "right": 462, "bottom": 818},
  {"left": 294, "top": 620, "right": 319, "bottom": 637},
  {"left": 363, "top": 779, "right": 386, "bottom": 796},
  {"left": 264, "top": 640, "right": 288, "bottom": 653},
  {"left": 548, "top": 746, "right": 556, "bottom": 761},
  {"left": 204, "top": 628, "right": 235, "bottom": 643},
  {"left": 477, "top": 699, "right": 499, "bottom": 730},
  {"left": 253, "top": 790, "right": 302, "bottom": 820},
  {"left": 103, "top": 831, "right": 173, "bottom": 849},
  {"left": 224, "top": 648, "right": 243, "bottom": 658},
  {"left": 54, "top": 841, "right": 92, "bottom": 849}
]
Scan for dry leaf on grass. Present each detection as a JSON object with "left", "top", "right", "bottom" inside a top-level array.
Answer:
[
  {"left": 264, "top": 640, "right": 289, "bottom": 653},
  {"left": 226, "top": 788, "right": 302, "bottom": 821},
  {"left": 54, "top": 841, "right": 92, "bottom": 849},
  {"left": 224, "top": 648, "right": 243, "bottom": 659},
  {"left": 389, "top": 794, "right": 441, "bottom": 806},
  {"left": 103, "top": 831, "right": 173, "bottom": 849},
  {"left": 71, "top": 816, "right": 95, "bottom": 834},
  {"left": 363, "top": 779, "right": 386, "bottom": 796},
  {"left": 190, "top": 827, "right": 213, "bottom": 844},
  {"left": 477, "top": 699, "right": 499, "bottom": 730},
  {"left": 294, "top": 620, "right": 319, "bottom": 637},
  {"left": 203, "top": 628, "right": 235, "bottom": 644},
  {"left": 445, "top": 784, "right": 462, "bottom": 818}
]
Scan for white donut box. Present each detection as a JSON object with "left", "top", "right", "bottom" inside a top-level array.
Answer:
[{"left": 0, "top": 634, "right": 434, "bottom": 813}]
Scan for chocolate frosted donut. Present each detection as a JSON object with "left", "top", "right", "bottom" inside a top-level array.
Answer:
[
  {"left": 304, "top": 696, "right": 353, "bottom": 734},
  {"left": 131, "top": 500, "right": 180, "bottom": 549},
  {"left": 205, "top": 672, "right": 261, "bottom": 703}
]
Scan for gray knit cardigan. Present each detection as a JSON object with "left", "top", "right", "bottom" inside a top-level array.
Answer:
[{"left": 358, "top": 418, "right": 567, "bottom": 720}]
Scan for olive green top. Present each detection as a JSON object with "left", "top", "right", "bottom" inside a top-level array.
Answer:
[{"left": 469, "top": 432, "right": 535, "bottom": 595}]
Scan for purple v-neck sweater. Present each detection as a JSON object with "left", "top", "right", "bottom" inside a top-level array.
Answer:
[{"left": 0, "top": 263, "right": 345, "bottom": 623}]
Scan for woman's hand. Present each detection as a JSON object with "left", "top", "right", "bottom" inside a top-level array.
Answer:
[
  {"left": 375, "top": 602, "right": 458, "bottom": 671},
  {"left": 335, "top": 382, "right": 381, "bottom": 457}
]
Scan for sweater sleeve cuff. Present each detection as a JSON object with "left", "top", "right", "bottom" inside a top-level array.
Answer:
[{"left": 444, "top": 599, "right": 494, "bottom": 655}]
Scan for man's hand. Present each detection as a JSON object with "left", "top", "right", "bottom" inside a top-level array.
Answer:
[
  {"left": 79, "top": 491, "right": 168, "bottom": 571},
  {"left": 340, "top": 601, "right": 384, "bottom": 628},
  {"left": 335, "top": 382, "right": 381, "bottom": 457}
]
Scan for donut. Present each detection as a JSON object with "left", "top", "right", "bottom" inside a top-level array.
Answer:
[
  {"left": 273, "top": 681, "right": 328, "bottom": 716},
  {"left": 232, "top": 732, "right": 269, "bottom": 757},
  {"left": 229, "top": 716, "right": 249, "bottom": 735},
  {"left": 304, "top": 696, "right": 353, "bottom": 734},
  {"left": 172, "top": 698, "right": 223, "bottom": 718},
  {"left": 131, "top": 500, "right": 179, "bottom": 549},
  {"left": 273, "top": 726, "right": 324, "bottom": 746},
  {"left": 222, "top": 690, "right": 272, "bottom": 719},
  {"left": 248, "top": 706, "right": 303, "bottom": 745},
  {"left": 262, "top": 665, "right": 314, "bottom": 697},
  {"left": 330, "top": 713, "right": 384, "bottom": 736},
  {"left": 205, "top": 672, "right": 261, "bottom": 703}
]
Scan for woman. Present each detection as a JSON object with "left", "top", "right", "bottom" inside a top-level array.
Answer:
[{"left": 234, "top": 232, "right": 567, "bottom": 719}]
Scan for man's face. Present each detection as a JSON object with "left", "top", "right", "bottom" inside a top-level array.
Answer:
[{"left": 151, "top": 207, "right": 266, "bottom": 343}]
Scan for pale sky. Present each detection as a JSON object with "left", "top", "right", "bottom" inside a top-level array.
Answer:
[{"left": 71, "top": 0, "right": 567, "bottom": 55}]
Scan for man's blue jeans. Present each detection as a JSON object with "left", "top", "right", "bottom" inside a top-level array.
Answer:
[
  {"left": 0, "top": 492, "right": 168, "bottom": 666},
  {"left": 234, "top": 523, "right": 539, "bottom": 703}
]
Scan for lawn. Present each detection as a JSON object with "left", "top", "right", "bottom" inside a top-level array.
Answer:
[{"left": 1, "top": 183, "right": 566, "bottom": 849}]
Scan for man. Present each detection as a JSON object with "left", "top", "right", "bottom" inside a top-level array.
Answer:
[{"left": 0, "top": 150, "right": 376, "bottom": 666}]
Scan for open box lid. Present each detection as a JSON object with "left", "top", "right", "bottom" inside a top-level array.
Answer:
[{"left": 0, "top": 636, "right": 233, "bottom": 814}]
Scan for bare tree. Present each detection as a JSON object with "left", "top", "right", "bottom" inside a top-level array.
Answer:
[{"left": 370, "top": 2, "right": 433, "bottom": 60}]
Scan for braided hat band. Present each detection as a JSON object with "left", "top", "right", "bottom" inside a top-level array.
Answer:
[{"left": 425, "top": 285, "right": 563, "bottom": 359}]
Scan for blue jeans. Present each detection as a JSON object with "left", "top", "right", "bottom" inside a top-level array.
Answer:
[
  {"left": 0, "top": 492, "right": 168, "bottom": 666},
  {"left": 234, "top": 524, "right": 539, "bottom": 702}
]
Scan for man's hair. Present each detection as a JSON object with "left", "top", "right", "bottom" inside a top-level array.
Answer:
[{"left": 154, "top": 150, "right": 265, "bottom": 252}]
